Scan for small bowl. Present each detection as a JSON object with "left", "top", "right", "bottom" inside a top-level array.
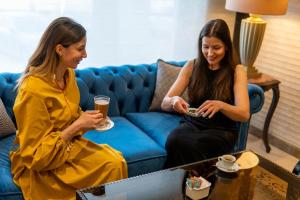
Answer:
[{"left": 185, "top": 176, "right": 211, "bottom": 200}]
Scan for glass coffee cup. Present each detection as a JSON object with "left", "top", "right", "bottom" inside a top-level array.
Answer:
[{"left": 94, "top": 95, "right": 110, "bottom": 129}]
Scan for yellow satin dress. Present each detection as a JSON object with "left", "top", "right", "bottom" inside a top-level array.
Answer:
[{"left": 10, "top": 69, "right": 128, "bottom": 200}]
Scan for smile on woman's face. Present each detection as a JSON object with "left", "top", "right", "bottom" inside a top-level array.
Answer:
[
  {"left": 201, "top": 36, "right": 226, "bottom": 70},
  {"left": 61, "top": 37, "right": 87, "bottom": 69}
]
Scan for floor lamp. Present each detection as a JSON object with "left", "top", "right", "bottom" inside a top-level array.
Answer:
[{"left": 225, "top": 0, "right": 288, "bottom": 79}]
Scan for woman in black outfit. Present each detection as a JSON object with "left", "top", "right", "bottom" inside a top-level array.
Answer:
[{"left": 161, "top": 19, "right": 250, "bottom": 168}]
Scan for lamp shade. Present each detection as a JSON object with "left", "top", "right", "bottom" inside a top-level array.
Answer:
[{"left": 225, "top": 0, "right": 288, "bottom": 15}]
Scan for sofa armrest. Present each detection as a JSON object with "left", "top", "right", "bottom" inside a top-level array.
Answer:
[
  {"left": 235, "top": 83, "right": 265, "bottom": 152},
  {"left": 248, "top": 83, "right": 265, "bottom": 114}
]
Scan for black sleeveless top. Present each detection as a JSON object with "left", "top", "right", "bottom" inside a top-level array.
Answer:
[{"left": 183, "top": 66, "right": 239, "bottom": 133}]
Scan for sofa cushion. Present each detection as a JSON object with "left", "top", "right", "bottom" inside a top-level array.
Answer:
[
  {"left": 0, "top": 134, "right": 23, "bottom": 199},
  {"left": 0, "top": 73, "right": 20, "bottom": 122},
  {"left": 83, "top": 117, "right": 167, "bottom": 177},
  {"left": 125, "top": 112, "right": 181, "bottom": 147},
  {"left": 0, "top": 99, "right": 16, "bottom": 138},
  {"left": 149, "top": 59, "right": 188, "bottom": 111}
]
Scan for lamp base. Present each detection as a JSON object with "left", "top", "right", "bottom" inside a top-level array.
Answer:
[
  {"left": 239, "top": 16, "right": 266, "bottom": 80},
  {"left": 247, "top": 66, "right": 262, "bottom": 79}
]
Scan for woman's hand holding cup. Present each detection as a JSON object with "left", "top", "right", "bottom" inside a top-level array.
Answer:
[{"left": 77, "top": 110, "right": 103, "bottom": 130}]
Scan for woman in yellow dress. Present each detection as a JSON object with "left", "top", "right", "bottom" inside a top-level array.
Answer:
[{"left": 10, "top": 17, "right": 128, "bottom": 200}]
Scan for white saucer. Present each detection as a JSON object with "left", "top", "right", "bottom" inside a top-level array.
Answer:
[
  {"left": 216, "top": 161, "right": 239, "bottom": 173},
  {"left": 96, "top": 118, "right": 114, "bottom": 131}
]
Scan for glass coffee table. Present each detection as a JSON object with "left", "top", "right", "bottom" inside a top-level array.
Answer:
[{"left": 76, "top": 151, "right": 300, "bottom": 200}]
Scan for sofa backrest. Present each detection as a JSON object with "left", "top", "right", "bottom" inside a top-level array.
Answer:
[
  {"left": 75, "top": 64, "right": 157, "bottom": 116},
  {"left": 75, "top": 61, "right": 187, "bottom": 116},
  {"left": 0, "top": 61, "right": 184, "bottom": 120},
  {"left": 0, "top": 61, "right": 264, "bottom": 128},
  {"left": 0, "top": 65, "right": 155, "bottom": 122}
]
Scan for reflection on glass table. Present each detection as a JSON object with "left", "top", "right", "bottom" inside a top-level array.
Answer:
[{"left": 76, "top": 150, "right": 300, "bottom": 200}]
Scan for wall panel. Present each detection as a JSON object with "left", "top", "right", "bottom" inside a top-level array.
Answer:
[{"left": 251, "top": 0, "right": 300, "bottom": 149}]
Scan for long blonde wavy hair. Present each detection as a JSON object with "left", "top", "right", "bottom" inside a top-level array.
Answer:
[{"left": 16, "top": 17, "right": 86, "bottom": 88}]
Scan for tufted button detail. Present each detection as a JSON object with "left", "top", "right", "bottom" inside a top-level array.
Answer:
[
  {"left": 118, "top": 100, "right": 123, "bottom": 110},
  {"left": 6, "top": 78, "right": 12, "bottom": 84},
  {"left": 127, "top": 82, "right": 132, "bottom": 89},
  {"left": 90, "top": 88, "right": 95, "bottom": 94},
  {"left": 112, "top": 69, "right": 118, "bottom": 74},
  {"left": 129, "top": 68, "right": 135, "bottom": 73},
  {"left": 147, "top": 67, "right": 152, "bottom": 72},
  {"left": 109, "top": 84, "right": 114, "bottom": 91},
  {"left": 144, "top": 82, "right": 149, "bottom": 87}
]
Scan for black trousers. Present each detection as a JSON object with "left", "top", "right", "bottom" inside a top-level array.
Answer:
[{"left": 164, "top": 121, "right": 237, "bottom": 168}]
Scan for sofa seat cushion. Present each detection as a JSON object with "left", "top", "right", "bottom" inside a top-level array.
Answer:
[
  {"left": 0, "top": 134, "right": 23, "bottom": 199},
  {"left": 83, "top": 117, "right": 167, "bottom": 177},
  {"left": 125, "top": 112, "right": 181, "bottom": 147}
]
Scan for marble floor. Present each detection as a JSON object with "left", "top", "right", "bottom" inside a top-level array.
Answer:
[{"left": 247, "top": 133, "right": 298, "bottom": 173}]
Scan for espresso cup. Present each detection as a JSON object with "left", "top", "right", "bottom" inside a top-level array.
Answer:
[
  {"left": 94, "top": 95, "right": 110, "bottom": 127},
  {"left": 218, "top": 154, "right": 236, "bottom": 169}
]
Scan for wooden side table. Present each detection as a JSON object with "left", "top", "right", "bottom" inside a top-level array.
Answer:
[{"left": 248, "top": 73, "right": 281, "bottom": 153}]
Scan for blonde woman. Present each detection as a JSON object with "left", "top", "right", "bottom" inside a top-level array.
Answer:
[{"left": 10, "top": 17, "right": 127, "bottom": 200}]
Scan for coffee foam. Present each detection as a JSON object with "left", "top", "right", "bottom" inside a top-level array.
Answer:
[{"left": 95, "top": 99, "right": 109, "bottom": 105}]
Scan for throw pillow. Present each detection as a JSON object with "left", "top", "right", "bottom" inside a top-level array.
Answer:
[
  {"left": 0, "top": 98, "right": 16, "bottom": 138},
  {"left": 149, "top": 59, "right": 188, "bottom": 111}
]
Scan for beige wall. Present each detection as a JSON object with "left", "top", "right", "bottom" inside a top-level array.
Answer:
[
  {"left": 250, "top": 0, "right": 300, "bottom": 150},
  {"left": 206, "top": 0, "right": 235, "bottom": 35}
]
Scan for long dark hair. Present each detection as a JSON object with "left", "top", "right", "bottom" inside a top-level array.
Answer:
[
  {"left": 17, "top": 17, "right": 86, "bottom": 87},
  {"left": 188, "top": 19, "right": 238, "bottom": 103}
]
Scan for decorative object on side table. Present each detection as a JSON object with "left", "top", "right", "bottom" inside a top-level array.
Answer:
[
  {"left": 185, "top": 176, "right": 211, "bottom": 200},
  {"left": 248, "top": 73, "right": 280, "bottom": 153},
  {"left": 225, "top": 0, "right": 288, "bottom": 79}
]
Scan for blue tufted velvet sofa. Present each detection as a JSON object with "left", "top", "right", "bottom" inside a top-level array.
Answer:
[{"left": 0, "top": 61, "right": 264, "bottom": 200}]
